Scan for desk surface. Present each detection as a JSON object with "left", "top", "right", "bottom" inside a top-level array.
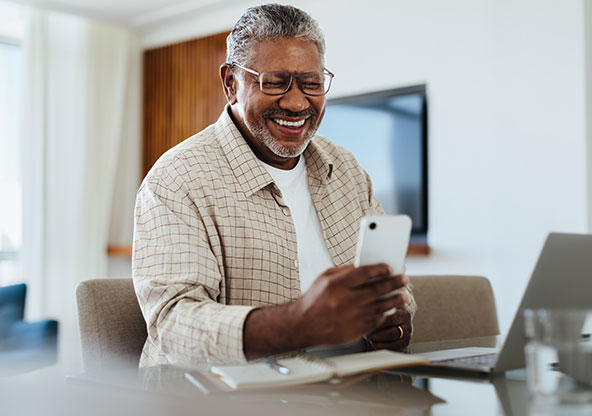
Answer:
[{"left": 1, "top": 362, "right": 590, "bottom": 416}]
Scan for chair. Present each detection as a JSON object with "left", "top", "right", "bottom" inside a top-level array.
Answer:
[
  {"left": 0, "top": 283, "right": 58, "bottom": 375},
  {"left": 408, "top": 275, "right": 500, "bottom": 353},
  {"left": 76, "top": 275, "right": 499, "bottom": 371},
  {"left": 0, "top": 284, "right": 26, "bottom": 337},
  {"left": 76, "top": 278, "right": 147, "bottom": 373}
]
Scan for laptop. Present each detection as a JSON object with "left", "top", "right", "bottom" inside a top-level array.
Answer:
[{"left": 421, "top": 232, "right": 592, "bottom": 374}]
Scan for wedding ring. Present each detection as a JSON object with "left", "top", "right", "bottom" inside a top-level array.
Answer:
[{"left": 396, "top": 325, "right": 404, "bottom": 340}]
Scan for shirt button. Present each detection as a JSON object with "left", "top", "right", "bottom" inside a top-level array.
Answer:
[
  {"left": 294, "top": 259, "right": 299, "bottom": 268},
  {"left": 282, "top": 207, "right": 290, "bottom": 216}
]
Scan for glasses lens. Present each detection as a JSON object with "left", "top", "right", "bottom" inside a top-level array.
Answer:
[
  {"left": 259, "top": 71, "right": 333, "bottom": 96},
  {"left": 298, "top": 72, "right": 329, "bottom": 96},
  {"left": 260, "top": 72, "right": 291, "bottom": 95}
]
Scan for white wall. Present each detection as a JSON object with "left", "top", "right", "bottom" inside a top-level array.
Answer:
[
  {"left": 138, "top": 0, "right": 589, "bottom": 335},
  {"left": 586, "top": 0, "right": 592, "bottom": 233}
]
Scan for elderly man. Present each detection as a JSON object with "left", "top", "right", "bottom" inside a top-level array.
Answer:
[{"left": 133, "top": 4, "right": 415, "bottom": 367}]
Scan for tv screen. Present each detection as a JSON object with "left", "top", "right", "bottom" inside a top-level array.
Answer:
[{"left": 316, "top": 85, "right": 428, "bottom": 241}]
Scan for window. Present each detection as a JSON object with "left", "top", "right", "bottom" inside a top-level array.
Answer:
[{"left": 0, "top": 3, "right": 25, "bottom": 285}]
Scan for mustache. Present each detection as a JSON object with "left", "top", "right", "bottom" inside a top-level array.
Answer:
[{"left": 262, "top": 108, "right": 318, "bottom": 119}]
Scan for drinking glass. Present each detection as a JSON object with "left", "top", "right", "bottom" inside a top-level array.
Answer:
[{"left": 523, "top": 309, "right": 592, "bottom": 408}]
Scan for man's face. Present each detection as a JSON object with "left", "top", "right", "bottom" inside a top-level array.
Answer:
[{"left": 225, "top": 38, "right": 326, "bottom": 169}]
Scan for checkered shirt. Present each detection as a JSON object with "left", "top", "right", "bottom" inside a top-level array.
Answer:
[{"left": 132, "top": 107, "right": 416, "bottom": 366}]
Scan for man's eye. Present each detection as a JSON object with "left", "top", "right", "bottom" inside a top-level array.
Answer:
[
  {"left": 302, "top": 82, "right": 322, "bottom": 90},
  {"left": 263, "top": 81, "right": 286, "bottom": 88}
]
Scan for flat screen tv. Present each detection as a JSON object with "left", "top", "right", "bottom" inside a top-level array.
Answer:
[{"left": 316, "top": 85, "right": 428, "bottom": 242}]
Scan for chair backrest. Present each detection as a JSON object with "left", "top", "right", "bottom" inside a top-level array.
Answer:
[
  {"left": 1, "top": 283, "right": 59, "bottom": 375},
  {"left": 76, "top": 278, "right": 147, "bottom": 373},
  {"left": 0, "top": 284, "right": 26, "bottom": 337},
  {"left": 76, "top": 275, "right": 499, "bottom": 369},
  {"left": 408, "top": 275, "right": 500, "bottom": 353}
]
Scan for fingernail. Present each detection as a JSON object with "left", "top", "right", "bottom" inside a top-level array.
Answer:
[{"left": 401, "top": 275, "right": 409, "bottom": 285}]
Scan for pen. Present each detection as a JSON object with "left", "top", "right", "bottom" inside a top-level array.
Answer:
[{"left": 265, "top": 358, "right": 290, "bottom": 375}]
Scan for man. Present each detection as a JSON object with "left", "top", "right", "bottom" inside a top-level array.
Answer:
[{"left": 133, "top": 4, "right": 415, "bottom": 367}]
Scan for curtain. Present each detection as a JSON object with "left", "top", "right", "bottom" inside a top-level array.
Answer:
[{"left": 21, "top": 8, "right": 140, "bottom": 339}]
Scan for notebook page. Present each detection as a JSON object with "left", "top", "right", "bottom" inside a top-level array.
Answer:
[
  {"left": 210, "top": 357, "right": 333, "bottom": 390},
  {"left": 325, "top": 350, "right": 428, "bottom": 377}
]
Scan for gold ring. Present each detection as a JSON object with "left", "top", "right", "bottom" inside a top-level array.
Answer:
[{"left": 396, "top": 325, "right": 404, "bottom": 340}]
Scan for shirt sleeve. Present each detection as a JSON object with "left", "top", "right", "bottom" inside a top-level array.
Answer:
[{"left": 133, "top": 176, "right": 255, "bottom": 366}]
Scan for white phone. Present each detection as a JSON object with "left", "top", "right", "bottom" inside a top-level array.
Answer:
[{"left": 354, "top": 215, "right": 412, "bottom": 275}]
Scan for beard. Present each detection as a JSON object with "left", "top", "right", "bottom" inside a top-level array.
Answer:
[{"left": 245, "top": 108, "right": 320, "bottom": 158}]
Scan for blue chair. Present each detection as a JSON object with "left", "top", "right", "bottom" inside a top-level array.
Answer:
[{"left": 0, "top": 283, "right": 58, "bottom": 375}]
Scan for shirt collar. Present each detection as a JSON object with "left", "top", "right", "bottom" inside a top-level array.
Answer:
[
  {"left": 216, "top": 107, "right": 274, "bottom": 196},
  {"left": 216, "top": 106, "right": 334, "bottom": 196},
  {"left": 303, "top": 134, "right": 334, "bottom": 186}
]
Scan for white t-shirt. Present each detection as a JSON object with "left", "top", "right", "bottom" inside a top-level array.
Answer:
[{"left": 262, "top": 155, "right": 335, "bottom": 292}]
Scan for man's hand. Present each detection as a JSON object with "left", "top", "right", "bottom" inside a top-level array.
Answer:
[
  {"left": 364, "top": 307, "right": 412, "bottom": 351},
  {"left": 243, "top": 263, "right": 409, "bottom": 360},
  {"left": 291, "top": 264, "right": 409, "bottom": 347}
]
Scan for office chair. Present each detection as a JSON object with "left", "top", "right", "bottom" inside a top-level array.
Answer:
[
  {"left": 408, "top": 275, "right": 500, "bottom": 353},
  {"left": 0, "top": 283, "right": 58, "bottom": 375},
  {"left": 76, "top": 275, "right": 499, "bottom": 371},
  {"left": 76, "top": 278, "right": 147, "bottom": 373}
]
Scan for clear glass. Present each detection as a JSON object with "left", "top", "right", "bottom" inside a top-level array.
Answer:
[
  {"left": 231, "top": 63, "right": 334, "bottom": 96},
  {"left": 523, "top": 309, "right": 592, "bottom": 410}
]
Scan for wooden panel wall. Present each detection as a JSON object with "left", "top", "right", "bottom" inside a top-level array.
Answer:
[{"left": 143, "top": 31, "right": 229, "bottom": 176}]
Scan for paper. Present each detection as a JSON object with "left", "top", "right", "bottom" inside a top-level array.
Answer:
[{"left": 207, "top": 350, "right": 428, "bottom": 390}]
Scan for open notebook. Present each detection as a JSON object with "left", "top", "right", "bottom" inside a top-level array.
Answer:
[{"left": 195, "top": 350, "right": 428, "bottom": 390}]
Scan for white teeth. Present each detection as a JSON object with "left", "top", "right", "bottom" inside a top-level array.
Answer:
[{"left": 273, "top": 118, "right": 306, "bottom": 127}]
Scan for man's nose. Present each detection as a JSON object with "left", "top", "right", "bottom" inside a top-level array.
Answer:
[{"left": 278, "top": 81, "right": 309, "bottom": 112}]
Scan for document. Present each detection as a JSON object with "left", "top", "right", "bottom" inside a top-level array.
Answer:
[{"left": 188, "top": 350, "right": 428, "bottom": 391}]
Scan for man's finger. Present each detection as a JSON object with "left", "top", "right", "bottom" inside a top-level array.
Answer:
[
  {"left": 371, "top": 308, "right": 411, "bottom": 330},
  {"left": 331, "top": 263, "right": 396, "bottom": 288},
  {"left": 368, "top": 292, "right": 408, "bottom": 315},
  {"left": 320, "top": 264, "right": 354, "bottom": 278},
  {"left": 357, "top": 276, "right": 409, "bottom": 304},
  {"left": 366, "top": 308, "right": 412, "bottom": 341},
  {"left": 367, "top": 321, "right": 410, "bottom": 343}
]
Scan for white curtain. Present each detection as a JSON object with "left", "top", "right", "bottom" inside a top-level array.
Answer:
[{"left": 21, "top": 8, "right": 140, "bottom": 336}]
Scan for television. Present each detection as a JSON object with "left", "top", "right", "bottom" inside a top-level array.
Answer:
[{"left": 316, "top": 85, "right": 428, "bottom": 242}]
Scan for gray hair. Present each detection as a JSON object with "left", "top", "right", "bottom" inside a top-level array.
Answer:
[{"left": 226, "top": 3, "right": 326, "bottom": 67}]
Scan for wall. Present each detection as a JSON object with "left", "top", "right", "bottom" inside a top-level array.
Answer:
[
  {"left": 142, "top": 31, "right": 229, "bottom": 176},
  {"left": 137, "top": 0, "right": 589, "bottom": 335},
  {"left": 587, "top": 0, "right": 592, "bottom": 234}
]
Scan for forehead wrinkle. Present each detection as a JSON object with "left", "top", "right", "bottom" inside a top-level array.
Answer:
[{"left": 245, "top": 38, "right": 323, "bottom": 74}]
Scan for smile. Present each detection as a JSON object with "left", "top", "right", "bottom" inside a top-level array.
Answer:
[{"left": 272, "top": 118, "right": 307, "bottom": 128}]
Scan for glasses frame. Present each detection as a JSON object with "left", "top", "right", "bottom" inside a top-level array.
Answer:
[{"left": 230, "top": 62, "right": 334, "bottom": 96}]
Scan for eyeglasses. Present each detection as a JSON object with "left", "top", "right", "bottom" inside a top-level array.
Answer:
[{"left": 230, "top": 62, "right": 334, "bottom": 96}]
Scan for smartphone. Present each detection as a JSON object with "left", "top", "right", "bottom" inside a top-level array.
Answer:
[{"left": 354, "top": 215, "right": 412, "bottom": 275}]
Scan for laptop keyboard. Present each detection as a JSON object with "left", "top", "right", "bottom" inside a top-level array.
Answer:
[{"left": 437, "top": 353, "right": 498, "bottom": 368}]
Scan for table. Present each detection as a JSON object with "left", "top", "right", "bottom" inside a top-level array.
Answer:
[{"left": 0, "top": 361, "right": 590, "bottom": 416}]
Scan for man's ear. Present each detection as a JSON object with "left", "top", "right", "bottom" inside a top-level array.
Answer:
[{"left": 220, "top": 64, "right": 238, "bottom": 104}]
